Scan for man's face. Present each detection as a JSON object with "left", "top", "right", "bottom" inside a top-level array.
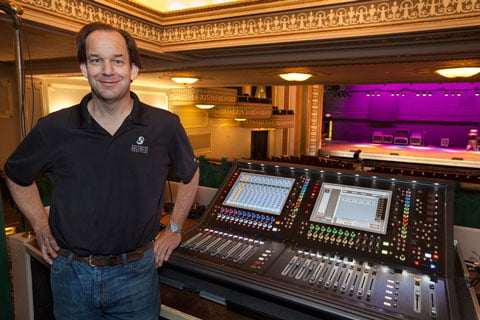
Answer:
[{"left": 80, "top": 30, "right": 138, "bottom": 103}]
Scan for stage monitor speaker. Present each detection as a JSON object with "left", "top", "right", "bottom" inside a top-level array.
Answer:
[
  {"left": 394, "top": 130, "right": 409, "bottom": 145},
  {"left": 410, "top": 133, "right": 422, "bottom": 146},
  {"left": 372, "top": 131, "right": 383, "bottom": 143},
  {"left": 381, "top": 134, "right": 393, "bottom": 144},
  {"left": 440, "top": 138, "right": 450, "bottom": 147},
  {"left": 394, "top": 136, "right": 409, "bottom": 145}
]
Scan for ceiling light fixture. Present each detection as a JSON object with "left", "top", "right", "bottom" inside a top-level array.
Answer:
[
  {"left": 235, "top": 118, "right": 247, "bottom": 121},
  {"left": 435, "top": 67, "right": 480, "bottom": 79},
  {"left": 171, "top": 77, "right": 199, "bottom": 84},
  {"left": 279, "top": 73, "right": 312, "bottom": 82},
  {"left": 195, "top": 104, "right": 215, "bottom": 110}
]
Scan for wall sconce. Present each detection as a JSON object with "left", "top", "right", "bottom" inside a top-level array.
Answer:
[
  {"left": 171, "top": 77, "right": 199, "bottom": 85},
  {"left": 435, "top": 67, "right": 480, "bottom": 78},
  {"left": 196, "top": 104, "right": 215, "bottom": 110},
  {"left": 279, "top": 73, "right": 312, "bottom": 81}
]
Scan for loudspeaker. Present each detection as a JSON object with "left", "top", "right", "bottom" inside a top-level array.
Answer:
[{"left": 440, "top": 138, "right": 450, "bottom": 147}]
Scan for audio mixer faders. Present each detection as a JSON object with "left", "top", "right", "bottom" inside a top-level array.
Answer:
[{"left": 166, "top": 161, "right": 465, "bottom": 320}]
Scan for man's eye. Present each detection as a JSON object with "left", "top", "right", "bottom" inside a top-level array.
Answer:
[
  {"left": 90, "top": 59, "right": 101, "bottom": 64},
  {"left": 114, "top": 60, "right": 124, "bottom": 65}
]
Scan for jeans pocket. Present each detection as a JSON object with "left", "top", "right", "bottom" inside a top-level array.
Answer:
[
  {"left": 51, "top": 254, "right": 70, "bottom": 275},
  {"left": 126, "top": 249, "right": 155, "bottom": 273}
]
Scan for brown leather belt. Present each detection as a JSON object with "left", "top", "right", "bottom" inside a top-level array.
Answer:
[{"left": 57, "top": 242, "right": 153, "bottom": 267}]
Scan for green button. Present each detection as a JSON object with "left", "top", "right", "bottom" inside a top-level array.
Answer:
[
  {"left": 321, "top": 226, "right": 326, "bottom": 232},
  {"left": 309, "top": 225, "right": 315, "bottom": 230},
  {"left": 315, "top": 226, "right": 320, "bottom": 231},
  {"left": 327, "top": 227, "right": 332, "bottom": 233}
]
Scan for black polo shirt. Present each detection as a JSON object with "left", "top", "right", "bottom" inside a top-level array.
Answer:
[{"left": 5, "top": 92, "right": 197, "bottom": 256}]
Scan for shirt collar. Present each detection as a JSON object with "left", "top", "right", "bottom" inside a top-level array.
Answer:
[{"left": 69, "top": 92, "right": 149, "bottom": 129}]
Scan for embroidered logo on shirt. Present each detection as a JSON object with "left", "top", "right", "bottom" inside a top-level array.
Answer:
[{"left": 131, "top": 136, "right": 149, "bottom": 154}]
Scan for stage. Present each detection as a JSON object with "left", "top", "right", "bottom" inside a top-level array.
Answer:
[{"left": 320, "top": 141, "right": 480, "bottom": 169}]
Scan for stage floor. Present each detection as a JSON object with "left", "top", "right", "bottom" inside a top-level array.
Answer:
[{"left": 320, "top": 141, "right": 480, "bottom": 169}]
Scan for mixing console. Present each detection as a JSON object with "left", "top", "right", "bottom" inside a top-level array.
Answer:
[{"left": 166, "top": 161, "right": 463, "bottom": 319}]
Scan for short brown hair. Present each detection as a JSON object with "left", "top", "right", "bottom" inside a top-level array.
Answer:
[{"left": 76, "top": 22, "right": 144, "bottom": 69}]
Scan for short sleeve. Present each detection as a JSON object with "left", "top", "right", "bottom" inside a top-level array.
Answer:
[
  {"left": 4, "top": 123, "right": 51, "bottom": 186},
  {"left": 167, "top": 115, "right": 198, "bottom": 183}
]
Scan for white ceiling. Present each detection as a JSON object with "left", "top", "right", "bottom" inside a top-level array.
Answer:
[
  {"left": 131, "top": 0, "right": 240, "bottom": 12},
  {"left": 1, "top": 3, "right": 479, "bottom": 88}
]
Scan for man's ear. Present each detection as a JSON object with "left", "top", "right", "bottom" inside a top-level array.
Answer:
[
  {"left": 130, "top": 63, "right": 139, "bottom": 81},
  {"left": 80, "top": 63, "right": 88, "bottom": 78}
]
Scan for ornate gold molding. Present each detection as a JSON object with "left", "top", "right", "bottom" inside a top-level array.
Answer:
[
  {"left": 169, "top": 87, "right": 237, "bottom": 106},
  {"left": 208, "top": 102, "right": 273, "bottom": 119},
  {"left": 0, "top": 79, "right": 13, "bottom": 118},
  {"left": 17, "top": 0, "right": 480, "bottom": 51},
  {"left": 241, "top": 115, "right": 295, "bottom": 128},
  {"left": 160, "top": 0, "right": 480, "bottom": 46},
  {"left": 307, "top": 85, "right": 322, "bottom": 156}
]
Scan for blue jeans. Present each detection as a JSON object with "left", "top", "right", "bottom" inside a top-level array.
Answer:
[{"left": 50, "top": 247, "right": 160, "bottom": 320}]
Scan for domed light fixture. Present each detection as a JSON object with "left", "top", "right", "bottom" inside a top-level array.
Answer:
[
  {"left": 435, "top": 67, "right": 480, "bottom": 79},
  {"left": 171, "top": 77, "right": 199, "bottom": 84},
  {"left": 279, "top": 72, "right": 312, "bottom": 82},
  {"left": 195, "top": 104, "right": 215, "bottom": 110}
]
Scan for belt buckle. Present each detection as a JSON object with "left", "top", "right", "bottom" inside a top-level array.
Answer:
[
  {"left": 88, "top": 255, "right": 96, "bottom": 267},
  {"left": 88, "top": 255, "right": 118, "bottom": 266}
]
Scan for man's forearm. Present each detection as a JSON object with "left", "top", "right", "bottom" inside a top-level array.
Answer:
[
  {"left": 169, "top": 168, "right": 199, "bottom": 228},
  {"left": 6, "top": 178, "right": 49, "bottom": 232},
  {"left": 7, "top": 177, "right": 59, "bottom": 264}
]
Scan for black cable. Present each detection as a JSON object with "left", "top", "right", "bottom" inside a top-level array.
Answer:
[
  {"left": 20, "top": 23, "right": 36, "bottom": 130},
  {"left": 1, "top": 1, "right": 27, "bottom": 138}
]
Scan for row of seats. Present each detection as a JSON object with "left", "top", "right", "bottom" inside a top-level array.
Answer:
[
  {"left": 370, "top": 162, "right": 480, "bottom": 184},
  {"left": 268, "top": 155, "right": 355, "bottom": 170}
]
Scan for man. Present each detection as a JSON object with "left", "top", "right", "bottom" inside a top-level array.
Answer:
[{"left": 5, "top": 22, "right": 199, "bottom": 319}]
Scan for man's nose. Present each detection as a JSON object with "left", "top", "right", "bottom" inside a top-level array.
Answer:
[{"left": 103, "top": 60, "right": 114, "bottom": 74}]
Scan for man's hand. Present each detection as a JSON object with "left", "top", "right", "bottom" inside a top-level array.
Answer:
[
  {"left": 153, "top": 230, "right": 181, "bottom": 267},
  {"left": 5, "top": 178, "right": 59, "bottom": 264},
  {"left": 34, "top": 221, "right": 59, "bottom": 265}
]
